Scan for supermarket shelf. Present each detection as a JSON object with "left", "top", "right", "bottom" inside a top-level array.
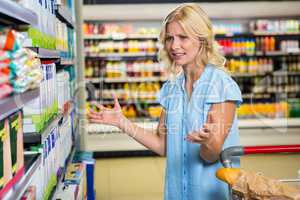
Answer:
[
  {"left": 253, "top": 31, "right": 300, "bottom": 36},
  {"left": 239, "top": 118, "right": 300, "bottom": 129},
  {"left": 50, "top": 146, "right": 76, "bottom": 199},
  {"left": 215, "top": 32, "right": 300, "bottom": 38},
  {"left": 242, "top": 92, "right": 300, "bottom": 99},
  {"left": 242, "top": 93, "right": 271, "bottom": 99},
  {"left": 99, "top": 99, "right": 158, "bottom": 105},
  {"left": 24, "top": 104, "right": 74, "bottom": 144},
  {"left": 41, "top": 115, "right": 63, "bottom": 142},
  {"left": 0, "top": 0, "right": 38, "bottom": 26},
  {"left": 87, "top": 72, "right": 300, "bottom": 83},
  {"left": 225, "top": 51, "right": 300, "bottom": 58},
  {"left": 232, "top": 71, "right": 300, "bottom": 77},
  {"left": 85, "top": 52, "right": 157, "bottom": 60},
  {"left": 55, "top": 5, "right": 75, "bottom": 28},
  {"left": 2, "top": 154, "right": 42, "bottom": 200},
  {"left": 104, "top": 76, "right": 167, "bottom": 83},
  {"left": 88, "top": 118, "right": 300, "bottom": 133},
  {"left": 86, "top": 118, "right": 300, "bottom": 152},
  {"left": 86, "top": 77, "right": 103, "bottom": 83},
  {"left": 28, "top": 47, "right": 60, "bottom": 59},
  {"left": 86, "top": 52, "right": 157, "bottom": 57},
  {"left": 88, "top": 121, "right": 157, "bottom": 133},
  {"left": 23, "top": 114, "right": 63, "bottom": 144},
  {"left": 59, "top": 146, "right": 76, "bottom": 181},
  {"left": 84, "top": 34, "right": 158, "bottom": 40},
  {"left": 231, "top": 73, "right": 267, "bottom": 77},
  {"left": 86, "top": 76, "right": 167, "bottom": 83},
  {"left": 59, "top": 58, "right": 75, "bottom": 66},
  {"left": 0, "top": 89, "right": 39, "bottom": 121},
  {"left": 273, "top": 71, "right": 300, "bottom": 76},
  {"left": 85, "top": 32, "right": 300, "bottom": 40}
]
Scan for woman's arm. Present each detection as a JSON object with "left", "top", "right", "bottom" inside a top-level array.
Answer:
[
  {"left": 187, "top": 101, "right": 236, "bottom": 163},
  {"left": 88, "top": 96, "right": 167, "bottom": 156},
  {"left": 119, "top": 110, "right": 167, "bottom": 156}
]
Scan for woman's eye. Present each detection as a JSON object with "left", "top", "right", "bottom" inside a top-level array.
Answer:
[
  {"left": 165, "top": 36, "right": 173, "bottom": 42},
  {"left": 179, "top": 35, "right": 188, "bottom": 39}
]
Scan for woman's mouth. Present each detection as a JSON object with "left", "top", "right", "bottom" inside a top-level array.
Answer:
[{"left": 172, "top": 52, "right": 185, "bottom": 60}]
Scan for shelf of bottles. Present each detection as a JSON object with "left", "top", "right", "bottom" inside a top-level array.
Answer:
[{"left": 84, "top": 19, "right": 300, "bottom": 119}]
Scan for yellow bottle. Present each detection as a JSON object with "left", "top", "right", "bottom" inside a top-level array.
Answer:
[
  {"left": 122, "top": 106, "right": 128, "bottom": 118},
  {"left": 139, "top": 83, "right": 146, "bottom": 100},
  {"left": 146, "top": 83, "right": 153, "bottom": 100},
  {"left": 252, "top": 58, "right": 258, "bottom": 74},
  {"left": 127, "top": 106, "right": 136, "bottom": 118}
]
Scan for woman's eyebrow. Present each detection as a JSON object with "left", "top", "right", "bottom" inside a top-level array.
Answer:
[{"left": 166, "top": 34, "right": 187, "bottom": 37}]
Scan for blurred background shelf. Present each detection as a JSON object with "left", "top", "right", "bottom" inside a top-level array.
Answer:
[
  {"left": 84, "top": 34, "right": 158, "bottom": 40},
  {"left": 104, "top": 76, "right": 166, "bottom": 83}
]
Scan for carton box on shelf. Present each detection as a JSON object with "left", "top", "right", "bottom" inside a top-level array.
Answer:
[
  {"left": 58, "top": 115, "right": 72, "bottom": 166},
  {"left": 0, "top": 118, "right": 12, "bottom": 189},
  {"left": 56, "top": 71, "right": 71, "bottom": 112},
  {"left": 53, "top": 184, "right": 78, "bottom": 200},
  {"left": 8, "top": 111, "right": 24, "bottom": 175},
  {"left": 0, "top": 119, "right": 3, "bottom": 189},
  {"left": 23, "top": 62, "right": 58, "bottom": 133},
  {"left": 0, "top": 110, "right": 25, "bottom": 197},
  {"left": 29, "top": 151, "right": 44, "bottom": 200},
  {"left": 55, "top": 162, "right": 86, "bottom": 200},
  {"left": 0, "top": 118, "right": 12, "bottom": 191}
]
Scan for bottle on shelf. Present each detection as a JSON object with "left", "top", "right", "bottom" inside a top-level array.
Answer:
[{"left": 250, "top": 19, "right": 300, "bottom": 34}]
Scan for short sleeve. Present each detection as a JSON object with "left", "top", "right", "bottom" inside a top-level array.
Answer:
[
  {"left": 205, "top": 72, "right": 243, "bottom": 107},
  {"left": 156, "top": 81, "right": 170, "bottom": 109}
]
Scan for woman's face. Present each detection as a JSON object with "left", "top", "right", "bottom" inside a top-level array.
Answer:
[{"left": 165, "top": 20, "right": 201, "bottom": 67}]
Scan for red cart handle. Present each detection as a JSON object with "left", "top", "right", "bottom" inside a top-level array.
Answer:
[
  {"left": 220, "top": 144, "right": 300, "bottom": 168},
  {"left": 244, "top": 144, "right": 300, "bottom": 154}
]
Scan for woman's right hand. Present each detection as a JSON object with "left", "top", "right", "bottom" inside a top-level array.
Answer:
[{"left": 88, "top": 95, "right": 125, "bottom": 128}]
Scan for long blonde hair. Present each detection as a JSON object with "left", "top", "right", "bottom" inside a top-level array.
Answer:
[{"left": 159, "top": 3, "right": 226, "bottom": 76}]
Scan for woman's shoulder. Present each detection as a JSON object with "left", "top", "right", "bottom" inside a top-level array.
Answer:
[
  {"left": 205, "top": 64, "right": 243, "bottom": 105},
  {"left": 206, "top": 64, "right": 232, "bottom": 80},
  {"left": 207, "top": 64, "right": 231, "bottom": 77},
  {"left": 162, "top": 72, "right": 184, "bottom": 88}
]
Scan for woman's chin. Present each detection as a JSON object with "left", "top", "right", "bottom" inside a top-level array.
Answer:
[{"left": 173, "top": 60, "right": 186, "bottom": 66}]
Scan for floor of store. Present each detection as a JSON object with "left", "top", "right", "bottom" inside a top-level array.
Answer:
[
  {"left": 94, "top": 154, "right": 300, "bottom": 200},
  {"left": 95, "top": 157, "right": 165, "bottom": 200}
]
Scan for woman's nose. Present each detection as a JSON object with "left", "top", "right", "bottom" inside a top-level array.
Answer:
[{"left": 171, "top": 38, "right": 180, "bottom": 50}]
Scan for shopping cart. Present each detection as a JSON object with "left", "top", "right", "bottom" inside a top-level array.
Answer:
[{"left": 218, "top": 144, "right": 300, "bottom": 200}]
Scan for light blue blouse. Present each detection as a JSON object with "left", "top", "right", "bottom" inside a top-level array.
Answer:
[{"left": 157, "top": 64, "right": 243, "bottom": 200}]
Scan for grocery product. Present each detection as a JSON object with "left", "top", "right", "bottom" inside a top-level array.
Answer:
[
  {"left": 216, "top": 168, "right": 300, "bottom": 199},
  {"left": 0, "top": 118, "right": 12, "bottom": 189},
  {"left": 8, "top": 111, "right": 24, "bottom": 175}
]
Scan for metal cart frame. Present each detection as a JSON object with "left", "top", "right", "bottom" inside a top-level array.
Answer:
[{"left": 220, "top": 144, "right": 300, "bottom": 200}]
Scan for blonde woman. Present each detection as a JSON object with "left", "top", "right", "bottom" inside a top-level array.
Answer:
[{"left": 88, "top": 3, "right": 242, "bottom": 200}]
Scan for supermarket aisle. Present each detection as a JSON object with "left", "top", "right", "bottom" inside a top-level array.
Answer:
[
  {"left": 94, "top": 154, "right": 300, "bottom": 200},
  {"left": 94, "top": 157, "right": 165, "bottom": 200}
]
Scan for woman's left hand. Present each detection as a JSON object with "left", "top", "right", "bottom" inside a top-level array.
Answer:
[
  {"left": 186, "top": 123, "right": 213, "bottom": 144},
  {"left": 186, "top": 113, "right": 215, "bottom": 144},
  {"left": 186, "top": 103, "right": 236, "bottom": 163}
]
